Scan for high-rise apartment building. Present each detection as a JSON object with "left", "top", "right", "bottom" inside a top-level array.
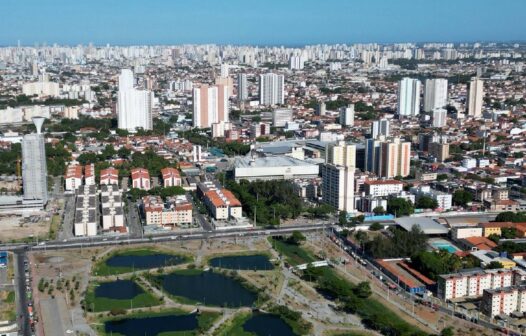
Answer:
[
  {"left": 237, "top": 73, "right": 248, "bottom": 101},
  {"left": 193, "top": 84, "right": 229, "bottom": 128},
  {"left": 259, "top": 73, "right": 284, "bottom": 106},
  {"left": 365, "top": 137, "right": 411, "bottom": 178},
  {"left": 467, "top": 77, "right": 484, "bottom": 118},
  {"left": 117, "top": 69, "right": 153, "bottom": 131},
  {"left": 322, "top": 142, "right": 356, "bottom": 212},
  {"left": 424, "top": 78, "right": 448, "bottom": 112},
  {"left": 339, "top": 104, "right": 355, "bottom": 127},
  {"left": 371, "top": 119, "right": 390, "bottom": 139},
  {"left": 22, "top": 117, "right": 48, "bottom": 204},
  {"left": 397, "top": 78, "right": 421, "bottom": 117},
  {"left": 432, "top": 108, "right": 447, "bottom": 128},
  {"left": 289, "top": 55, "right": 305, "bottom": 70},
  {"left": 272, "top": 108, "right": 293, "bottom": 127}
]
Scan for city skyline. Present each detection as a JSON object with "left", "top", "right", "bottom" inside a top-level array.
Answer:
[{"left": 1, "top": 0, "right": 526, "bottom": 46}]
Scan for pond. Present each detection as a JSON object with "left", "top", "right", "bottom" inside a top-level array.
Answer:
[
  {"left": 243, "top": 314, "right": 297, "bottom": 336},
  {"left": 209, "top": 254, "right": 274, "bottom": 271},
  {"left": 94, "top": 280, "right": 144, "bottom": 300},
  {"left": 105, "top": 313, "right": 198, "bottom": 336},
  {"left": 159, "top": 270, "right": 257, "bottom": 307},
  {"left": 105, "top": 252, "right": 187, "bottom": 270}
]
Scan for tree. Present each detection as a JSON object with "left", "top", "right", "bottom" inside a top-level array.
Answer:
[
  {"left": 372, "top": 206, "right": 385, "bottom": 215},
  {"left": 453, "top": 190, "right": 472, "bottom": 207},
  {"left": 488, "top": 233, "right": 500, "bottom": 244},
  {"left": 387, "top": 198, "right": 414, "bottom": 217},
  {"left": 440, "top": 326, "right": 454, "bottom": 336},
  {"left": 495, "top": 212, "right": 526, "bottom": 223},
  {"left": 369, "top": 222, "right": 383, "bottom": 231},
  {"left": 437, "top": 174, "right": 448, "bottom": 181},
  {"left": 415, "top": 196, "right": 438, "bottom": 210},
  {"left": 288, "top": 231, "right": 306, "bottom": 245},
  {"left": 485, "top": 261, "right": 504, "bottom": 270},
  {"left": 117, "top": 146, "right": 131, "bottom": 159},
  {"left": 501, "top": 227, "right": 517, "bottom": 239},
  {"left": 354, "top": 281, "right": 372, "bottom": 298},
  {"left": 339, "top": 211, "right": 348, "bottom": 226}
]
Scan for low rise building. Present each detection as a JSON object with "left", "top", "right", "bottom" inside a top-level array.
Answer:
[
  {"left": 437, "top": 268, "right": 516, "bottom": 301},
  {"left": 65, "top": 165, "right": 83, "bottom": 191},
  {"left": 131, "top": 168, "right": 151, "bottom": 190},
  {"left": 481, "top": 285, "right": 526, "bottom": 317},
  {"left": 100, "top": 167, "right": 119, "bottom": 185},
  {"left": 100, "top": 184, "right": 125, "bottom": 231},
  {"left": 161, "top": 167, "right": 182, "bottom": 187},
  {"left": 74, "top": 185, "right": 97, "bottom": 237},
  {"left": 364, "top": 179, "right": 403, "bottom": 197}
]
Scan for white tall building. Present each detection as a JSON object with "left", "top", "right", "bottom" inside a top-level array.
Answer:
[
  {"left": 339, "top": 104, "right": 355, "bottom": 127},
  {"left": 467, "top": 77, "right": 484, "bottom": 118},
  {"left": 237, "top": 73, "right": 248, "bottom": 101},
  {"left": 117, "top": 69, "right": 153, "bottom": 131},
  {"left": 22, "top": 117, "right": 48, "bottom": 204},
  {"left": 371, "top": 119, "right": 390, "bottom": 139},
  {"left": 322, "top": 142, "right": 356, "bottom": 212},
  {"left": 397, "top": 78, "right": 421, "bottom": 117},
  {"left": 432, "top": 108, "right": 447, "bottom": 128},
  {"left": 289, "top": 56, "right": 305, "bottom": 70},
  {"left": 259, "top": 73, "right": 284, "bottom": 106},
  {"left": 193, "top": 84, "right": 229, "bottom": 128},
  {"left": 424, "top": 78, "right": 448, "bottom": 112}
]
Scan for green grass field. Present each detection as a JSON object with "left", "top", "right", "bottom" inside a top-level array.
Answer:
[
  {"left": 92, "top": 248, "right": 191, "bottom": 276},
  {"left": 84, "top": 280, "right": 161, "bottom": 312},
  {"left": 268, "top": 237, "right": 316, "bottom": 266},
  {"left": 213, "top": 311, "right": 254, "bottom": 336}
]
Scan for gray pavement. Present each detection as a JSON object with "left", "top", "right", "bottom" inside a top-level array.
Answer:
[{"left": 14, "top": 251, "right": 30, "bottom": 336}]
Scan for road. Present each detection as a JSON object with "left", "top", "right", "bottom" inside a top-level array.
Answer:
[
  {"left": 1, "top": 223, "right": 335, "bottom": 253},
  {"left": 58, "top": 194, "right": 75, "bottom": 240},
  {"left": 13, "top": 251, "right": 30, "bottom": 336}
]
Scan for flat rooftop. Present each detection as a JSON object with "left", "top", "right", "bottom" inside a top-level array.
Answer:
[{"left": 235, "top": 156, "right": 317, "bottom": 168}]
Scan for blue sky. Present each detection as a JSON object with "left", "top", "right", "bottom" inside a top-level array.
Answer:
[{"left": 1, "top": 0, "right": 525, "bottom": 46}]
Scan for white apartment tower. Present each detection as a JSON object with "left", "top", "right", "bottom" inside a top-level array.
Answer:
[
  {"left": 237, "top": 73, "right": 248, "bottom": 101},
  {"left": 371, "top": 119, "right": 390, "bottom": 139},
  {"left": 424, "top": 78, "right": 448, "bottom": 112},
  {"left": 117, "top": 69, "right": 153, "bottom": 131},
  {"left": 397, "top": 78, "right": 421, "bottom": 117},
  {"left": 432, "top": 108, "right": 447, "bottom": 128},
  {"left": 22, "top": 117, "right": 48, "bottom": 204},
  {"left": 193, "top": 84, "right": 229, "bottom": 128},
  {"left": 339, "top": 104, "right": 355, "bottom": 127},
  {"left": 259, "top": 73, "right": 284, "bottom": 106},
  {"left": 467, "top": 77, "right": 484, "bottom": 118}
]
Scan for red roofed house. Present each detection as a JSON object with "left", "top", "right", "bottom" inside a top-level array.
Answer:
[
  {"left": 131, "top": 168, "right": 151, "bottom": 190},
  {"left": 161, "top": 167, "right": 182, "bottom": 187},
  {"left": 100, "top": 167, "right": 119, "bottom": 185}
]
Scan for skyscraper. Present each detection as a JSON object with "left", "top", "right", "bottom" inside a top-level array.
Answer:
[
  {"left": 397, "top": 78, "right": 421, "bottom": 117},
  {"left": 22, "top": 117, "right": 48, "bottom": 204},
  {"left": 193, "top": 84, "right": 229, "bottom": 128},
  {"left": 339, "top": 104, "right": 355, "bottom": 127},
  {"left": 322, "top": 142, "right": 356, "bottom": 212},
  {"left": 424, "top": 78, "right": 448, "bottom": 112},
  {"left": 371, "top": 119, "right": 390, "bottom": 139},
  {"left": 467, "top": 77, "right": 484, "bottom": 118},
  {"left": 237, "top": 73, "right": 248, "bottom": 101},
  {"left": 117, "top": 69, "right": 153, "bottom": 131},
  {"left": 259, "top": 73, "right": 284, "bottom": 106}
]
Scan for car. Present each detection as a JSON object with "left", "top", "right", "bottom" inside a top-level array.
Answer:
[{"left": 38, "top": 242, "right": 45, "bottom": 246}]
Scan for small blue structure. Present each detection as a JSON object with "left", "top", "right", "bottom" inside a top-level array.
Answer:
[
  {"left": 0, "top": 251, "right": 8, "bottom": 267},
  {"left": 364, "top": 214, "right": 395, "bottom": 222}
]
